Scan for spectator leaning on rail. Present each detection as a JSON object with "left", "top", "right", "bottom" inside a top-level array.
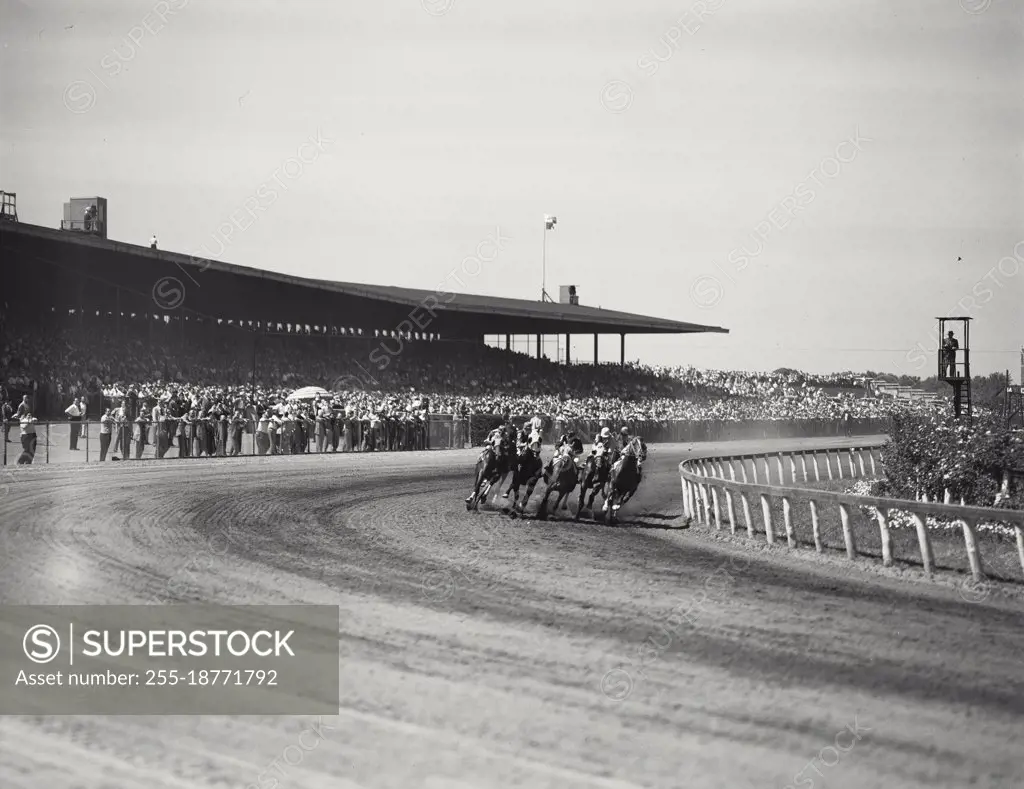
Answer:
[
  {"left": 18, "top": 412, "right": 37, "bottom": 463},
  {"left": 98, "top": 407, "right": 113, "bottom": 461}
]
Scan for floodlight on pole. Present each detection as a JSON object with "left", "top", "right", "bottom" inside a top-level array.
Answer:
[{"left": 542, "top": 214, "right": 556, "bottom": 303}]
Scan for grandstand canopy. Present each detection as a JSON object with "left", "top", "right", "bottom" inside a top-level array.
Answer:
[{"left": 2, "top": 221, "right": 729, "bottom": 340}]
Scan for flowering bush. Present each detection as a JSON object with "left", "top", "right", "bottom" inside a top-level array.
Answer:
[
  {"left": 879, "top": 413, "right": 1024, "bottom": 510},
  {"left": 847, "top": 479, "right": 1017, "bottom": 538}
]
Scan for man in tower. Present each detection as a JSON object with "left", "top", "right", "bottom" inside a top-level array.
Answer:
[{"left": 942, "top": 330, "right": 959, "bottom": 378}]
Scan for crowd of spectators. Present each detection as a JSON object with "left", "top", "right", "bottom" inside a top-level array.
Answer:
[{"left": 1, "top": 320, "right": 942, "bottom": 446}]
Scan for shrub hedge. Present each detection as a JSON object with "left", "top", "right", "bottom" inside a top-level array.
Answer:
[{"left": 875, "top": 413, "right": 1024, "bottom": 510}]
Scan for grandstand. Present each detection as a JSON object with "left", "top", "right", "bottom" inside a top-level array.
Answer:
[{"left": 1, "top": 216, "right": 727, "bottom": 364}]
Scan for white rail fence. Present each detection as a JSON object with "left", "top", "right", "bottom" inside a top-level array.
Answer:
[{"left": 679, "top": 443, "right": 1024, "bottom": 584}]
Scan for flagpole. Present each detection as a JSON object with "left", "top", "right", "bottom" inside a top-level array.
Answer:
[{"left": 541, "top": 219, "right": 546, "bottom": 302}]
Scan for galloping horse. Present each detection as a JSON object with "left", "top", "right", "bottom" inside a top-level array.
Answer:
[
  {"left": 575, "top": 447, "right": 612, "bottom": 520},
  {"left": 536, "top": 452, "right": 581, "bottom": 520},
  {"left": 604, "top": 436, "right": 647, "bottom": 524},
  {"left": 505, "top": 445, "right": 545, "bottom": 515},
  {"left": 465, "top": 438, "right": 514, "bottom": 511}
]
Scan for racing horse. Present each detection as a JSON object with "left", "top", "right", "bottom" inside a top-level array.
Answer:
[
  {"left": 575, "top": 446, "right": 613, "bottom": 520},
  {"left": 465, "top": 436, "right": 514, "bottom": 511},
  {"left": 604, "top": 436, "right": 647, "bottom": 524},
  {"left": 536, "top": 451, "right": 581, "bottom": 520},
  {"left": 504, "top": 444, "right": 545, "bottom": 516}
]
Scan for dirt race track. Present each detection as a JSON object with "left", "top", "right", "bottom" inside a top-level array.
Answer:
[{"left": 0, "top": 437, "right": 1022, "bottom": 789}]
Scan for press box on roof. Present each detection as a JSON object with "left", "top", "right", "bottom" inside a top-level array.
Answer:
[
  {"left": 559, "top": 285, "right": 579, "bottom": 306},
  {"left": 62, "top": 196, "right": 107, "bottom": 238}
]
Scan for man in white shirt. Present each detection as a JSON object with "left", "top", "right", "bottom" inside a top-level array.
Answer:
[
  {"left": 19, "top": 413, "right": 38, "bottom": 463},
  {"left": 65, "top": 397, "right": 83, "bottom": 450},
  {"left": 150, "top": 234, "right": 158, "bottom": 249},
  {"left": 368, "top": 410, "right": 381, "bottom": 451}
]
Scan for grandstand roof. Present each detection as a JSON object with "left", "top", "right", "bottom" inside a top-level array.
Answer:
[{"left": 2, "top": 221, "right": 730, "bottom": 337}]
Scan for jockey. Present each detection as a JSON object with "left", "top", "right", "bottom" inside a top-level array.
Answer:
[
  {"left": 545, "top": 429, "right": 581, "bottom": 474},
  {"left": 486, "top": 425, "right": 504, "bottom": 448},
  {"left": 518, "top": 422, "right": 541, "bottom": 455},
  {"left": 557, "top": 430, "right": 584, "bottom": 463},
  {"left": 618, "top": 425, "right": 645, "bottom": 484},
  {"left": 592, "top": 426, "right": 613, "bottom": 459}
]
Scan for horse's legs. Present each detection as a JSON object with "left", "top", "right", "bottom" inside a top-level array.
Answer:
[
  {"left": 471, "top": 470, "right": 488, "bottom": 511},
  {"left": 485, "top": 471, "right": 501, "bottom": 504},
  {"left": 467, "top": 463, "right": 484, "bottom": 507},
  {"left": 503, "top": 466, "right": 518, "bottom": 498},
  {"left": 536, "top": 486, "right": 552, "bottom": 519},
  {"left": 519, "top": 473, "right": 541, "bottom": 512},
  {"left": 575, "top": 475, "right": 591, "bottom": 520}
]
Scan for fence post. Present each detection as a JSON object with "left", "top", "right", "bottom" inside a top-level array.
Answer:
[
  {"left": 782, "top": 496, "right": 795, "bottom": 548},
  {"left": 681, "top": 475, "right": 690, "bottom": 519},
  {"left": 85, "top": 421, "right": 90, "bottom": 463},
  {"left": 875, "top": 508, "right": 893, "bottom": 567},
  {"left": 911, "top": 513, "right": 934, "bottom": 576},
  {"left": 711, "top": 485, "right": 722, "bottom": 529},
  {"left": 46, "top": 423, "right": 50, "bottom": 464},
  {"left": 838, "top": 503, "right": 856, "bottom": 559},
  {"left": 825, "top": 453, "right": 833, "bottom": 480},
  {"left": 809, "top": 500, "right": 822, "bottom": 553},
  {"left": 1015, "top": 525, "right": 1024, "bottom": 580},
  {"left": 812, "top": 453, "right": 821, "bottom": 482},
  {"left": 740, "top": 459, "right": 749, "bottom": 483},
  {"left": 775, "top": 454, "right": 785, "bottom": 485},
  {"left": 837, "top": 451, "right": 844, "bottom": 480},
  {"left": 751, "top": 458, "right": 760, "bottom": 484},
  {"left": 960, "top": 517, "right": 984, "bottom": 582},
  {"left": 741, "top": 492, "right": 754, "bottom": 537},
  {"left": 868, "top": 449, "right": 877, "bottom": 476},
  {"left": 761, "top": 494, "right": 774, "bottom": 544},
  {"left": 857, "top": 450, "right": 866, "bottom": 477},
  {"left": 725, "top": 489, "right": 737, "bottom": 534}
]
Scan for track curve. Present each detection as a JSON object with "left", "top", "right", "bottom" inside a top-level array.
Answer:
[{"left": 0, "top": 438, "right": 1021, "bottom": 789}]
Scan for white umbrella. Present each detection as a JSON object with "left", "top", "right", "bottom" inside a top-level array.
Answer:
[{"left": 286, "top": 386, "right": 329, "bottom": 401}]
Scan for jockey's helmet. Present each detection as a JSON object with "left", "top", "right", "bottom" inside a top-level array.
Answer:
[
  {"left": 620, "top": 426, "right": 630, "bottom": 436},
  {"left": 600, "top": 427, "right": 611, "bottom": 438}
]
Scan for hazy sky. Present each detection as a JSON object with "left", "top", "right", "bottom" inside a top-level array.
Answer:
[{"left": 2, "top": 0, "right": 1021, "bottom": 376}]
